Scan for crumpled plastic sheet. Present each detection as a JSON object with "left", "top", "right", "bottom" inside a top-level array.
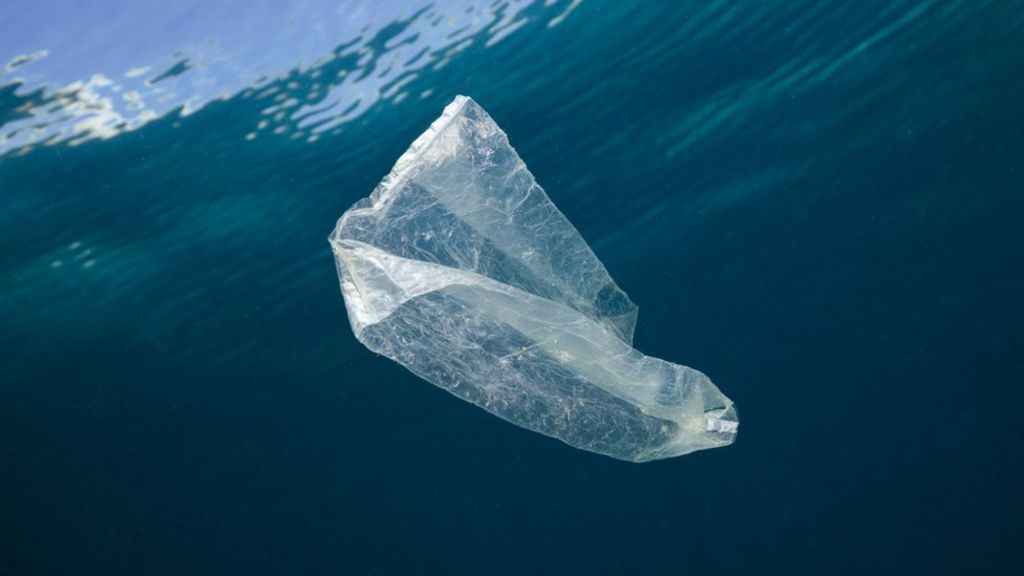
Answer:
[{"left": 330, "top": 96, "right": 737, "bottom": 462}]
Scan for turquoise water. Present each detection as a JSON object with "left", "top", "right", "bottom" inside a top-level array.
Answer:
[{"left": 2, "top": 1, "right": 1022, "bottom": 573}]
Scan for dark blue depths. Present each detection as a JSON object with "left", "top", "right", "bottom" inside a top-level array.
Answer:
[{"left": 1, "top": 1, "right": 1022, "bottom": 574}]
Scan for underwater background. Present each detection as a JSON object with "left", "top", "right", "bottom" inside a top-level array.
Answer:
[{"left": 1, "top": 0, "right": 1022, "bottom": 573}]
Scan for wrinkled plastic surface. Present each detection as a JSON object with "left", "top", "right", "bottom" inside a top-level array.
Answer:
[{"left": 329, "top": 96, "right": 737, "bottom": 462}]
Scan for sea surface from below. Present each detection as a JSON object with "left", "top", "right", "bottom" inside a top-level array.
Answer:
[{"left": 1, "top": 1, "right": 1022, "bottom": 574}]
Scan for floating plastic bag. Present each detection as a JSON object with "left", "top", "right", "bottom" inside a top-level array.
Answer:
[{"left": 329, "top": 96, "right": 737, "bottom": 462}]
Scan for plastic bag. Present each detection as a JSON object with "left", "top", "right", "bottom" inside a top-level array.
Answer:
[{"left": 329, "top": 96, "right": 737, "bottom": 461}]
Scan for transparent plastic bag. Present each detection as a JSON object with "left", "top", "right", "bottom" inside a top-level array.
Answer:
[{"left": 330, "top": 96, "right": 737, "bottom": 462}]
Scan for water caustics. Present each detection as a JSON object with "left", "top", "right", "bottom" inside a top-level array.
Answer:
[{"left": 329, "top": 96, "right": 738, "bottom": 462}]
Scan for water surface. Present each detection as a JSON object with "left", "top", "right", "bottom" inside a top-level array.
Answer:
[{"left": 2, "top": 1, "right": 1022, "bottom": 574}]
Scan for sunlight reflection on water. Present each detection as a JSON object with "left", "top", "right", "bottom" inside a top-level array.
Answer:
[{"left": 0, "top": 0, "right": 583, "bottom": 156}]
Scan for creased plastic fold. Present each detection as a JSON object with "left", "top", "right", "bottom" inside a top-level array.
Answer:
[{"left": 330, "top": 95, "right": 737, "bottom": 462}]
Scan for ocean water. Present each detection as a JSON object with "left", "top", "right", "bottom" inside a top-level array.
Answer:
[{"left": 1, "top": 1, "right": 1022, "bottom": 574}]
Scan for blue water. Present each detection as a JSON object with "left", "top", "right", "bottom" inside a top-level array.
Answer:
[{"left": 2, "top": 1, "right": 1022, "bottom": 573}]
